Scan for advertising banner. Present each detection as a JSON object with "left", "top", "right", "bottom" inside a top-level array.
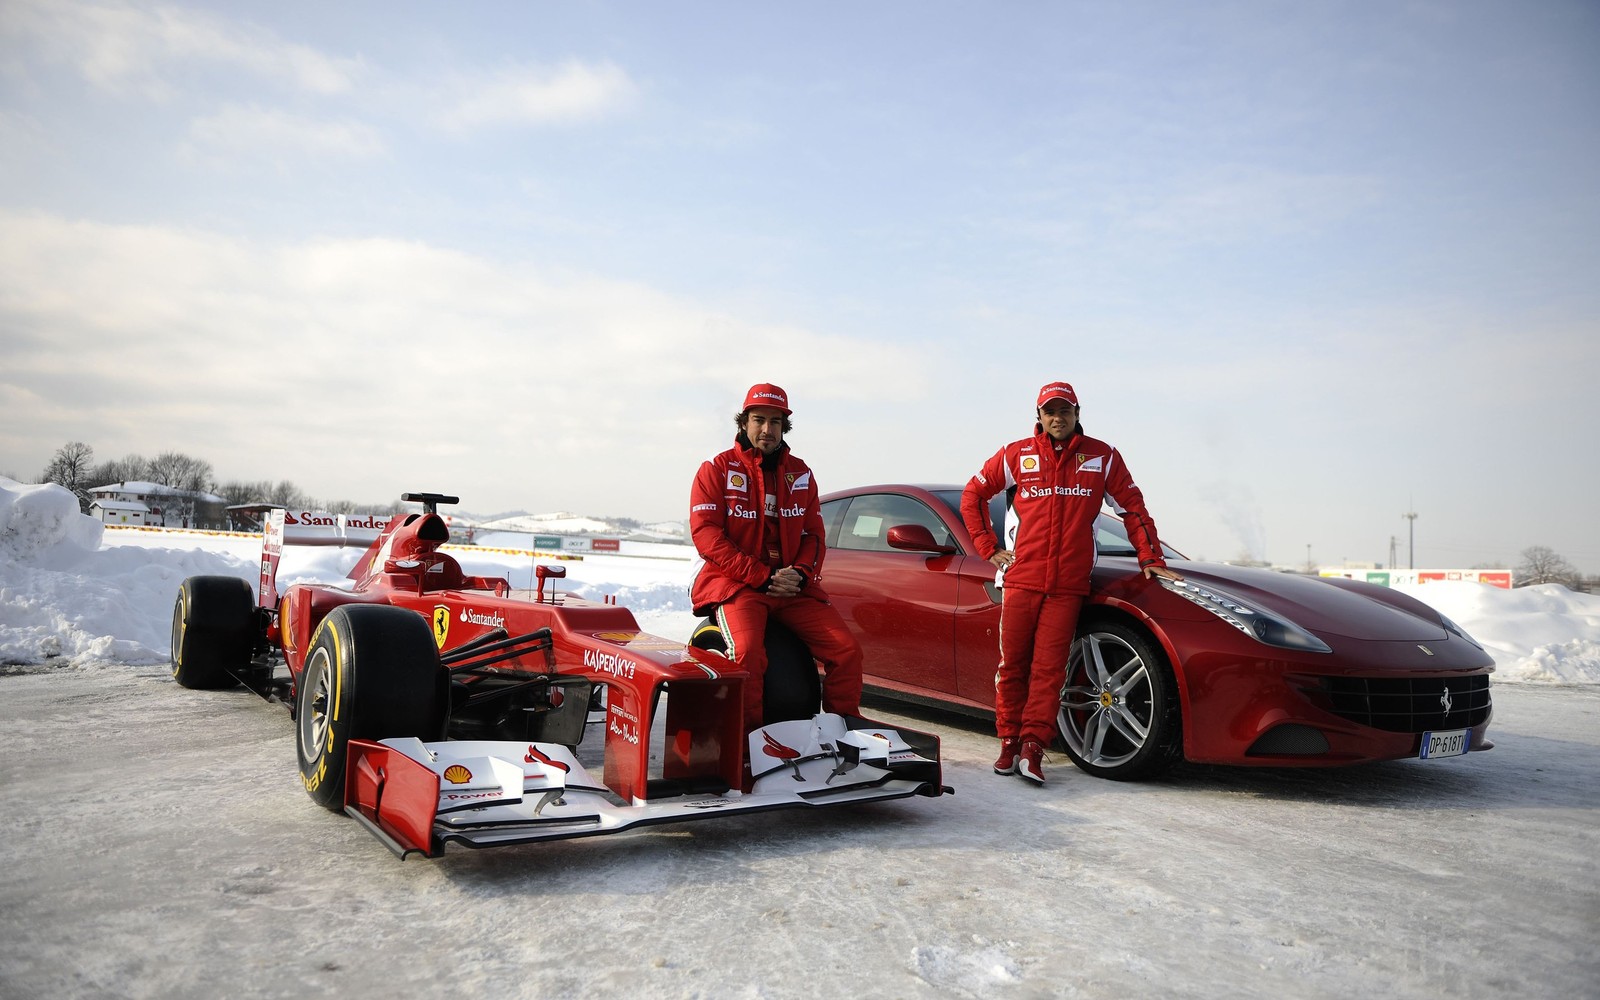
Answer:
[{"left": 1321, "top": 569, "right": 1513, "bottom": 590}]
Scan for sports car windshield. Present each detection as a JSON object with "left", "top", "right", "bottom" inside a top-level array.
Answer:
[{"left": 931, "top": 490, "right": 1184, "bottom": 560}]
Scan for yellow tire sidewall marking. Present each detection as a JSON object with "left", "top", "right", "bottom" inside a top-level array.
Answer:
[{"left": 171, "top": 587, "right": 188, "bottom": 677}]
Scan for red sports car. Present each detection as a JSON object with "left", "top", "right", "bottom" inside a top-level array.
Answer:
[{"left": 808, "top": 484, "right": 1495, "bottom": 780}]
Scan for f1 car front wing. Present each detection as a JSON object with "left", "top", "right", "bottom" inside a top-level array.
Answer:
[{"left": 344, "top": 714, "right": 951, "bottom": 858}]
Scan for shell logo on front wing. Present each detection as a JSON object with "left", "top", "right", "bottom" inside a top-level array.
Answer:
[{"left": 442, "top": 764, "right": 473, "bottom": 785}]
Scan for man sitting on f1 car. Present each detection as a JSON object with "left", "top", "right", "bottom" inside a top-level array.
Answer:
[{"left": 689, "top": 383, "right": 864, "bottom": 732}]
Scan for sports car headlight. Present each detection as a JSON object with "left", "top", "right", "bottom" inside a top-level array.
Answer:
[{"left": 1159, "top": 578, "right": 1332, "bottom": 654}]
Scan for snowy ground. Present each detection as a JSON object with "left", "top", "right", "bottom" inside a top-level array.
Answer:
[{"left": 2, "top": 479, "right": 1598, "bottom": 998}]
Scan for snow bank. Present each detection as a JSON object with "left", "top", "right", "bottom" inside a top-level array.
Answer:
[
  {"left": 0, "top": 476, "right": 102, "bottom": 567},
  {"left": 0, "top": 478, "right": 252, "bottom": 665},
  {"left": 1396, "top": 581, "right": 1600, "bottom": 684}
]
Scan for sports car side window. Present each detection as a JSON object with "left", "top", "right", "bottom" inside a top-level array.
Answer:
[
  {"left": 818, "top": 498, "right": 847, "bottom": 547},
  {"left": 835, "top": 494, "right": 950, "bottom": 552},
  {"left": 1094, "top": 514, "right": 1138, "bottom": 556}
]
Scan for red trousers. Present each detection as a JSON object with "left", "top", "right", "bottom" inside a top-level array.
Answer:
[
  {"left": 996, "top": 588, "right": 1084, "bottom": 746},
  {"left": 715, "top": 590, "right": 864, "bottom": 730}
]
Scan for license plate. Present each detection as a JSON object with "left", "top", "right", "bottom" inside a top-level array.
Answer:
[{"left": 1419, "top": 728, "right": 1469, "bottom": 759}]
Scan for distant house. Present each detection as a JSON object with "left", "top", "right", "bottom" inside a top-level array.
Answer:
[
  {"left": 89, "top": 499, "right": 148, "bottom": 526},
  {"left": 87, "top": 481, "right": 228, "bottom": 529}
]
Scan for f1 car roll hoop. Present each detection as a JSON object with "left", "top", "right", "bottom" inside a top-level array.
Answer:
[{"left": 169, "top": 489, "right": 951, "bottom": 858}]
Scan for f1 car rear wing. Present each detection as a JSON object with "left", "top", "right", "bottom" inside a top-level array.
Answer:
[{"left": 257, "top": 508, "right": 398, "bottom": 608}]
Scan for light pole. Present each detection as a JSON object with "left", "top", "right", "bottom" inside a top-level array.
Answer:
[{"left": 1403, "top": 508, "right": 1418, "bottom": 569}]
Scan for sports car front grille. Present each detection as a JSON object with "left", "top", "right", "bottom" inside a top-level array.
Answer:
[{"left": 1319, "top": 674, "right": 1491, "bottom": 733}]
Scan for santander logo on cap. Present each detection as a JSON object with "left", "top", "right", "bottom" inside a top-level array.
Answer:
[
  {"left": 743, "top": 383, "right": 792, "bottom": 414},
  {"left": 1036, "top": 381, "right": 1079, "bottom": 408}
]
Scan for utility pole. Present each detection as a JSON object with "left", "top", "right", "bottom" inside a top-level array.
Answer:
[{"left": 1403, "top": 507, "right": 1418, "bottom": 570}]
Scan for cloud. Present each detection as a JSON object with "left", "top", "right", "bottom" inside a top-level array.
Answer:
[
  {"left": 182, "top": 104, "right": 385, "bottom": 166},
  {"left": 438, "top": 60, "right": 638, "bottom": 130},
  {"left": 5, "top": 0, "right": 363, "bottom": 99},
  {"left": 0, "top": 210, "right": 926, "bottom": 514}
]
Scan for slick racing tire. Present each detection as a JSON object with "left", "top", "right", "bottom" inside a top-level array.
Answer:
[
  {"left": 691, "top": 618, "right": 822, "bottom": 725},
  {"left": 1057, "top": 621, "right": 1182, "bottom": 781},
  {"left": 296, "top": 604, "right": 446, "bottom": 810},
  {"left": 170, "top": 575, "right": 255, "bottom": 690}
]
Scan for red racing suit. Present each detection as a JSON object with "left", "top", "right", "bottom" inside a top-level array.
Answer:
[
  {"left": 689, "top": 436, "right": 862, "bottom": 730},
  {"left": 960, "top": 428, "right": 1169, "bottom": 745}
]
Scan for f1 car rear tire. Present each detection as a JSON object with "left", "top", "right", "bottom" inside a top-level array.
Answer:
[
  {"left": 1056, "top": 621, "right": 1183, "bottom": 781},
  {"left": 690, "top": 618, "right": 822, "bottom": 725},
  {"left": 296, "top": 604, "right": 447, "bottom": 810},
  {"left": 170, "top": 575, "right": 255, "bottom": 690}
]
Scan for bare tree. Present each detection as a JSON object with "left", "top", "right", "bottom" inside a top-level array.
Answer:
[
  {"left": 40, "top": 441, "right": 95, "bottom": 489},
  {"left": 147, "top": 452, "right": 213, "bottom": 493},
  {"left": 38, "top": 442, "right": 96, "bottom": 512},
  {"left": 1516, "top": 546, "right": 1580, "bottom": 588},
  {"left": 267, "top": 480, "right": 311, "bottom": 510},
  {"left": 90, "top": 454, "right": 152, "bottom": 488},
  {"left": 216, "top": 480, "right": 276, "bottom": 506}
]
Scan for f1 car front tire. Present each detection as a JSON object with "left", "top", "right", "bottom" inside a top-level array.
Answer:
[
  {"left": 690, "top": 618, "right": 822, "bottom": 725},
  {"left": 1056, "top": 621, "right": 1183, "bottom": 781},
  {"left": 170, "top": 575, "right": 255, "bottom": 690},
  {"left": 296, "top": 604, "right": 446, "bottom": 810}
]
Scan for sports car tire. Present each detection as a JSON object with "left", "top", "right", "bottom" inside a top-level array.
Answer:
[
  {"left": 690, "top": 618, "right": 822, "bottom": 725},
  {"left": 1057, "top": 621, "right": 1182, "bottom": 781},
  {"left": 170, "top": 575, "right": 255, "bottom": 690},
  {"left": 296, "top": 604, "right": 446, "bottom": 810}
]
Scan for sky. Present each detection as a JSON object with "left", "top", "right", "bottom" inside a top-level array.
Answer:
[{"left": 1, "top": 1, "right": 1597, "bottom": 574}]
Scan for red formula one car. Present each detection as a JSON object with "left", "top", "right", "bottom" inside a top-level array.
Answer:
[
  {"left": 743, "top": 484, "right": 1495, "bottom": 781},
  {"left": 168, "top": 493, "right": 947, "bottom": 857}
]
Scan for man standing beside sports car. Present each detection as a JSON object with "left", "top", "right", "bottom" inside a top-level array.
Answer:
[
  {"left": 689, "top": 383, "right": 864, "bottom": 732},
  {"left": 961, "top": 380, "right": 1183, "bottom": 786}
]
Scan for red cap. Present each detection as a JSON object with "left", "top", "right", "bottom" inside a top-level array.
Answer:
[
  {"left": 743, "top": 383, "right": 792, "bottom": 415},
  {"left": 1036, "top": 381, "right": 1079, "bottom": 409}
]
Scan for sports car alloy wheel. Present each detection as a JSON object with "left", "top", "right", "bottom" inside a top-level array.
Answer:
[{"left": 1057, "top": 622, "right": 1181, "bottom": 781}]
